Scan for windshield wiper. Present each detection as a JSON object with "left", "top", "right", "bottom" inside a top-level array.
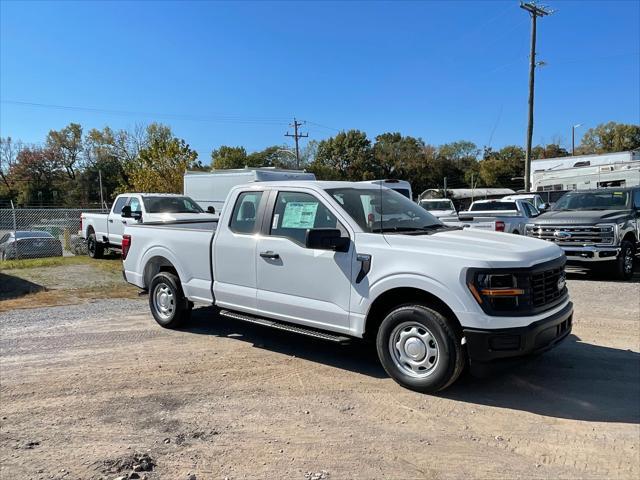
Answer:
[{"left": 372, "top": 224, "right": 456, "bottom": 234}]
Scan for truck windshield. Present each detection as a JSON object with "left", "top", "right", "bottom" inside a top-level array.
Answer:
[
  {"left": 327, "top": 187, "right": 442, "bottom": 233},
  {"left": 469, "top": 202, "right": 517, "bottom": 211},
  {"left": 143, "top": 196, "right": 204, "bottom": 214},
  {"left": 421, "top": 201, "right": 453, "bottom": 211},
  {"left": 553, "top": 191, "right": 630, "bottom": 211}
]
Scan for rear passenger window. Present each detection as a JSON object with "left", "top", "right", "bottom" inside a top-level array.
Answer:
[
  {"left": 634, "top": 189, "right": 640, "bottom": 209},
  {"left": 229, "top": 192, "right": 263, "bottom": 234},
  {"left": 128, "top": 197, "right": 141, "bottom": 213},
  {"left": 270, "top": 191, "right": 343, "bottom": 245}
]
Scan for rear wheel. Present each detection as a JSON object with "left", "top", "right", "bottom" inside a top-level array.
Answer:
[
  {"left": 376, "top": 304, "right": 465, "bottom": 393},
  {"left": 149, "top": 272, "right": 191, "bottom": 328},
  {"left": 87, "top": 231, "right": 104, "bottom": 259}
]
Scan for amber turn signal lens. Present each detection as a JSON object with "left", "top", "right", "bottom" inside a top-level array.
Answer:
[
  {"left": 467, "top": 282, "right": 483, "bottom": 304},
  {"left": 480, "top": 288, "right": 525, "bottom": 297}
]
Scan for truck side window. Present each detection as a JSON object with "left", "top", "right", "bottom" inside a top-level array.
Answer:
[
  {"left": 270, "top": 191, "right": 344, "bottom": 245},
  {"left": 633, "top": 189, "right": 640, "bottom": 209},
  {"left": 112, "top": 196, "right": 129, "bottom": 215},
  {"left": 229, "top": 192, "right": 263, "bottom": 234},
  {"left": 128, "top": 197, "right": 141, "bottom": 213}
]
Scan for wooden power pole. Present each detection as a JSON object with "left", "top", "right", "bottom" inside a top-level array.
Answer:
[
  {"left": 285, "top": 118, "right": 308, "bottom": 169},
  {"left": 520, "top": 1, "right": 551, "bottom": 192}
]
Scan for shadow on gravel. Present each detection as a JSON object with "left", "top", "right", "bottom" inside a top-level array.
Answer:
[
  {"left": 442, "top": 334, "right": 640, "bottom": 424},
  {"left": 566, "top": 266, "right": 640, "bottom": 283},
  {"left": 184, "top": 309, "right": 639, "bottom": 423},
  {"left": 0, "top": 272, "right": 45, "bottom": 300},
  {"left": 183, "top": 306, "right": 386, "bottom": 379}
]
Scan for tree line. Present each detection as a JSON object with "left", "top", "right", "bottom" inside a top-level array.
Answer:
[{"left": 1, "top": 120, "right": 638, "bottom": 207}]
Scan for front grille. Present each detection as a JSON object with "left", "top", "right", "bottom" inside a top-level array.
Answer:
[
  {"left": 530, "top": 266, "right": 565, "bottom": 307},
  {"left": 526, "top": 224, "right": 615, "bottom": 246}
]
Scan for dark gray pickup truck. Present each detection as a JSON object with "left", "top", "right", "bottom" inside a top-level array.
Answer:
[{"left": 525, "top": 187, "right": 639, "bottom": 280}]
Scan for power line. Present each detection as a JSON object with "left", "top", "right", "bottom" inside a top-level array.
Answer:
[{"left": 284, "top": 118, "right": 308, "bottom": 169}]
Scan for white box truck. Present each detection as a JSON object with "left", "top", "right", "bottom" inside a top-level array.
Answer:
[{"left": 184, "top": 168, "right": 316, "bottom": 213}]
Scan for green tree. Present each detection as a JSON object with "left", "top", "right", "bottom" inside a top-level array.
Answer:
[
  {"left": 126, "top": 123, "right": 199, "bottom": 193},
  {"left": 309, "top": 130, "right": 373, "bottom": 180},
  {"left": 532, "top": 143, "right": 569, "bottom": 159},
  {"left": 211, "top": 146, "right": 248, "bottom": 169},
  {"left": 373, "top": 133, "right": 424, "bottom": 179},
  {"left": 46, "top": 123, "right": 83, "bottom": 180},
  {"left": 10, "top": 147, "right": 64, "bottom": 205},
  {"left": 477, "top": 145, "right": 525, "bottom": 188},
  {"left": 578, "top": 121, "right": 640, "bottom": 154}
]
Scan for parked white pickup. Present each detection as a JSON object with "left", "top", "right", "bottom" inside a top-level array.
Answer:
[
  {"left": 122, "top": 181, "right": 573, "bottom": 393},
  {"left": 440, "top": 199, "right": 541, "bottom": 234},
  {"left": 80, "top": 193, "right": 209, "bottom": 258}
]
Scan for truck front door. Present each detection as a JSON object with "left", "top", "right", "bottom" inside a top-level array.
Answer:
[
  {"left": 108, "top": 196, "right": 129, "bottom": 246},
  {"left": 255, "top": 190, "right": 353, "bottom": 332}
]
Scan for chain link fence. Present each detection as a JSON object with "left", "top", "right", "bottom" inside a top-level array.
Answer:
[{"left": 0, "top": 207, "right": 103, "bottom": 261}]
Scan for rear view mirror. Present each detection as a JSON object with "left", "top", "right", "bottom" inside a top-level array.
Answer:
[
  {"left": 305, "top": 229, "right": 350, "bottom": 252},
  {"left": 207, "top": 206, "right": 216, "bottom": 214}
]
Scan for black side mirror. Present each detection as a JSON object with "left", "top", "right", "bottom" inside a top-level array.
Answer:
[
  {"left": 121, "top": 205, "right": 132, "bottom": 218},
  {"left": 207, "top": 206, "right": 216, "bottom": 214},
  {"left": 539, "top": 203, "right": 549, "bottom": 211},
  {"left": 305, "top": 229, "right": 350, "bottom": 252}
]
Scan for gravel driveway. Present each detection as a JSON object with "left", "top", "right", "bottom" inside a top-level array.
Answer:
[{"left": 1, "top": 274, "right": 639, "bottom": 479}]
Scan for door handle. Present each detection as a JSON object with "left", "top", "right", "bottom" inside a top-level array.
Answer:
[
  {"left": 260, "top": 251, "right": 280, "bottom": 260},
  {"left": 109, "top": 219, "right": 114, "bottom": 223},
  {"left": 122, "top": 220, "right": 127, "bottom": 224}
]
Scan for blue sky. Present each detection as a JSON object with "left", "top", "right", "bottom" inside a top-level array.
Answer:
[{"left": 1, "top": 0, "right": 639, "bottom": 163}]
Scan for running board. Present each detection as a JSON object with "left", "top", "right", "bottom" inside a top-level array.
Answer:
[{"left": 218, "top": 309, "right": 351, "bottom": 344}]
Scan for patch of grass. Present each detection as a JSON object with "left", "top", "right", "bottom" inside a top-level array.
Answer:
[{"left": 0, "top": 255, "right": 122, "bottom": 272}]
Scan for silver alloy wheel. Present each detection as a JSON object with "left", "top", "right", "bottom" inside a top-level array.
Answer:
[
  {"left": 624, "top": 247, "right": 634, "bottom": 274},
  {"left": 389, "top": 321, "right": 440, "bottom": 378},
  {"left": 153, "top": 282, "right": 175, "bottom": 321}
]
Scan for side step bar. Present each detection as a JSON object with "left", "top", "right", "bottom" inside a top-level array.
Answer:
[{"left": 219, "top": 309, "right": 351, "bottom": 344}]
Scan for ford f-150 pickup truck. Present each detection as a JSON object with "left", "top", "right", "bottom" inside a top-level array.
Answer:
[
  {"left": 81, "top": 193, "right": 209, "bottom": 258},
  {"left": 525, "top": 187, "right": 639, "bottom": 280},
  {"left": 122, "top": 181, "right": 573, "bottom": 393},
  {"left": 441, "top": 199, "right": 540, "bottom": 234}
]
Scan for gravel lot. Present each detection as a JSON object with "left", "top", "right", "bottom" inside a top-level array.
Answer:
[{"left": 0, "top": 269, "right": 639, "bottom": 479}]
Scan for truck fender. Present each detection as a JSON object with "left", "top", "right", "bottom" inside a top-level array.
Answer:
[{"left": 138, "top": 246, "right": 189, "bottom": 289}]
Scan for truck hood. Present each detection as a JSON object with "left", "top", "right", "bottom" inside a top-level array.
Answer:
[
  {"left": 533, "top": 209, "right": 632, "bottom": 225},
  {"left": 429, "top": 209, "right": 457, "bottom": 218},
  {"left": 383, "top": 228, "right": 562, "bottom": 268}
]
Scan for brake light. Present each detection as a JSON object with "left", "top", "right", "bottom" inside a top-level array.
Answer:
[
  {"left": 122, "top": 234, "right": 131, "bottom": 260},
  {"left": 495, "top": 221, "right": 505, "bottom": 232}
]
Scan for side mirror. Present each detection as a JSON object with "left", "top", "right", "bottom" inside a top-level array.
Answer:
[
  {"left": 121, "top": 205, "right": 132, "bottom": 218},
  {"left": 207, "top": 206, "right": 216, "bottom": 214},
  {"left": 539, "top": 203, "right": 549, "bottom": 211},
  {"left": 305, "top": 229, "right": 350, "bottom": 252}
]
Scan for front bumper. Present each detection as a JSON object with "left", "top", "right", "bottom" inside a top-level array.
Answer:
[
  {"left": 560, "top": 245, "right": 620, "bottom": 262},
  {"left": 463, "top": 301, "right": 573, "bottom": 364}
]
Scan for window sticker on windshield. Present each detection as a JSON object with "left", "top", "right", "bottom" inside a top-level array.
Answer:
[
  {"left": 613, "top": 192, "right": 623, "bottom": 195},
  {"left": 272, "top": 213, "right": 279, "bottom": 229},
  {"left": 281, "top": 202, "right": 318, "bottom": 229}
]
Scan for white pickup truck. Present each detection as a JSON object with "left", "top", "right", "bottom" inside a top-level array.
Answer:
[
  {"left": 441, "top": 199, "right": 541, "bottom": 234},
  {"left": 81, "top": 193, "right": 209, "bottom": 258},
  {"left": 122, "top": 181, "right": 573, "bottom": 393}
]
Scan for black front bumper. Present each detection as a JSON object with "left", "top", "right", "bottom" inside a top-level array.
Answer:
[{"left": 463, "top": 301, "right": 573, "bottom": 365}]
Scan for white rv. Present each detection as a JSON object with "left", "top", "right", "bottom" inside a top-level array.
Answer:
[
  {"left": 184, "top": 168, "right": 316, "bottom": 213},
  {"left": 359, "top": 179, "right": 413, "bottom": 200}
]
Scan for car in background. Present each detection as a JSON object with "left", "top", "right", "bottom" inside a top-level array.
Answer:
[
  {"left": 503, "top": 193, "right": 548, "bottom": 212},
  {"left": 81, "top": 193, "right": 210, "bottom": 259},
  {"left": 441, "top": 199, "right": 541, "bottom": 234},
  {"left": 418, "top": 198, "right": 457, "bottom": 219},
  {"left": 0, "top": 231, "right": 63, "bottom": 260},
  {"left": 525, "top": 187, "right": 639, "bottom": 280}
]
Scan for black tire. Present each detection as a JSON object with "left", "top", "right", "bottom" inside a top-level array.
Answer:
[
  {"left": 512, "top": 230, "right": 520, "bottom": 235},
  {"left": 149, "top": 272, "right": 191, "bottom": 329},
  {"left": 376, "top": 304, "right": 465, "bottom": 393},
  {"left": 613, "top": 240, "right": 635, "bottom": 281},
  {"left": 87, "top": 231, "right": 104, "bottom": 259}
]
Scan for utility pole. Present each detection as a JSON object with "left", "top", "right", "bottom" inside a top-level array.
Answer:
[
  {"left": 98, "top": 169, "right": 105, "bottom": 211},
  {"left": 284, "top": 117, "right": 308, "bottom": 169},
  {"left": 520, "top": 1, "right": 552, "bottom": 192},
  {"left": 571, "top": 123, "right": 582, "bottom": 156}
]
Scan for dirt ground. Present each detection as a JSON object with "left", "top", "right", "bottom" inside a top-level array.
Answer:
[{"left": 0, "top": 260, "right": 639, "bottom": 479}]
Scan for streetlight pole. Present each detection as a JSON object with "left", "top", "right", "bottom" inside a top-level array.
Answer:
[{"left": 572, "top": 123, "right": 582, "bottom": 156}]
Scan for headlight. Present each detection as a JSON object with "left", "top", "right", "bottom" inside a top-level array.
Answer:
[{"left": 467, "top": 272, "right": 525, "bottom": 310}]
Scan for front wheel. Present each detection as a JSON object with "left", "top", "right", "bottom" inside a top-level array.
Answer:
[
  {"left": 376, "top": 304, "right": 465, "bottom": 393},
  {"left": 613, "top": 240, "right": 635, "bottom": 280},
  {"left": 149, "top": 272, "right": 191, "bottom": 328}
]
